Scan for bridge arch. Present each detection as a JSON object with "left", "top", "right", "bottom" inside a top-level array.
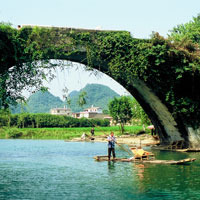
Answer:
[
  {"left": 4, "top": 25, "right": 200, "bottom": 148},
  {"left": 57, "top": 61, "right": 185, "bottom": 145}
]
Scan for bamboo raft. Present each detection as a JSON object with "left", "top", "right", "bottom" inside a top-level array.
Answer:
[{"left": 94, "top": 156, "right": 196, "bottom": 165}]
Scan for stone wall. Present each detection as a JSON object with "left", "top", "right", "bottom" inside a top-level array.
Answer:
[
  {"left": 129, "top": 78, "right": 184, "bottom": 144},
  {"left": 187, "top": 127, "right": 200, "bottom": 148}
]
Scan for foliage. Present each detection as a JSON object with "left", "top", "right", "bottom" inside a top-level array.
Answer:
[
  {"left": 0, "top": 24, "right": 58, "bottom": 109},
  {"left": 0, "top": 19, "right": 200, "bottom": 129},
  {"left": 103, "top": 109, "right": 109, "bottom": 114},
  {"left": 169, "top": 14, "right": 200, "bottom": 45},
  {"left": 69, "top": 83, "right": 120, "bottom": 112},
  {"left": 2, "top": 113, "right": 109, "bottom": 128},
  {"left": 0, "top": 125, "right": 145, "bottom": 139},
  {"left": 25, "top": 90, "right": 63, "bottom": 113},
  {"left": 0, "top": 109, "right": 11, "bottom": 127},
  {"left": 131, "top": 98, "right": 150, "bottom": 125},
  {"left": 89, "top": 31, "right": 200, "bottom": 128},
  {"left": 77, "top": 91, "right": 88, "bottom": 107},
  {"left": 166, "top": 15, "right": 200, "bottom": 127},
  {"left": 5, "top": 127, "right": 23, "bottom": 138},
  {"left": 11, "top": 84, "right": 120, "bottom": 113},
  {"left": 108, "top": 96, "right": 133, "bottom": 134}
]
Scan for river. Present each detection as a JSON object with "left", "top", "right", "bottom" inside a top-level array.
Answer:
[{"left": 0, "top": 139, "right": 200, "bottom": 200}]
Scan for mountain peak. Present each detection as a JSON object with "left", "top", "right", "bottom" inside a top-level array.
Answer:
[
  {"left": 11, "top": 84, "right": 120, "bottom": 113},
  {"left": 69, "top": 83, "right": 120, "bottom": 112}
]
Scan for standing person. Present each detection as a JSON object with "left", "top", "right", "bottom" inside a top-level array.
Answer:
[
  {"left": 147, "top": 125, "right": 155, "bottom": 136},
  {"left": 90, "top": 128, "right": 95, "bottom": 136},
  {"left": 107, "top": 132, "right": 116, "bottom": 161}
]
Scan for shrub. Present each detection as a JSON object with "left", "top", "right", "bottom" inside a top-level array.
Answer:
[
  {"left": 6, "top": 113, "right": 110, "bottom": 128},
  {"left": 6, "top": 128, "right": 23, "bottom": 138}
]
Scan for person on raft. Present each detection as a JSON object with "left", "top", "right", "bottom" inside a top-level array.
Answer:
[{"left": 107, "top": 132, "right": 116, "bottom": 161}]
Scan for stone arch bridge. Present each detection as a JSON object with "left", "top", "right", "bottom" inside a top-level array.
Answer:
[{"left": 6, "top": 25, "right": 200, "bottom": 148}]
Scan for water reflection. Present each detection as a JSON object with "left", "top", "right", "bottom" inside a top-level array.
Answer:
[
  {"left": 130, "top": 156, "right": 200, "bottom": 199},
  {"left": 132, "top": 163, "right": 148, "bottom": 195},
  {"left": 107, "top": 161, "right": 115, "bottom": 171},
  {"left": 135, "top": 164, "right": 145, "bottom": 180}
]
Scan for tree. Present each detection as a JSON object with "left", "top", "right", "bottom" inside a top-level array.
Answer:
[
  {"left": 169, "top": 14, "right": 200, "bottom": 45},
  {"left": 62, "top": 87, "right": 71, "bottom": 108},
  {"left": 108, "top": 96, "right": 133, "bottom": 134},
  {"left": 77, "top": 91, "right": 88, "bottom": 107},
  {"left": 0, "top": 109, "right": 11, "bottom": 127},
  {"left": 0, "top": 23, "right": 60, "bottom": 109},
  {"left": 131, "top": 98, "right": 150, "bottom": 126}
]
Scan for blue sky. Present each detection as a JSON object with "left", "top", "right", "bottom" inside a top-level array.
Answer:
[{"left": 1, "top": 0, "right": 200, "bottom": 99}]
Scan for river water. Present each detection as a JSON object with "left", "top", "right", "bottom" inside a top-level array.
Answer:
[{"left": 0, "top": 140, "right": 200, "bottom": 200}]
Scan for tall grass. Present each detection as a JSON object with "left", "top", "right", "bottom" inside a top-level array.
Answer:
[{"left": 0, "top": 126, "right": 148, "bottom": 140}]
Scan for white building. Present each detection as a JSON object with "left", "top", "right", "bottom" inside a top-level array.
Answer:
[
  {"left": 72, "top": 105, "right": 103, "bottom": 118},
  {"left": 50, "top": 107, "right": 72, "bottom": 116},
  {"left": 83, "top": 105, "right": 102, "bottom": 114},
  {"left": 71, "top": 105, "right": 113, "bottom": 125}
]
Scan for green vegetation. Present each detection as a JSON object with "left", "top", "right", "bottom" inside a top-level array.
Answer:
[
  {"left": 131, "top": 98, "right": 150, "bottom": 125},
  {"left": 108, "top": 96, "right": 133, "bottom": 134},
  {"left": 11, "top": 84, "right": 120, "bottom": 113},
  {"left": 11, "top": 90, "right": 64, "bottom": 113},
  {"left": 108, "top": 96, "right": 151, "bottom": 133},
  {"left": 69, "top": 83, "right": 120, "bottom": 112},
  {"left": 0, "top": 23, "right": 56, "bottom": 108},
  {"left": 0, "top": 109, "right": 11, "bottom": 127},
  {"left": 0, "top": 126, "right": 146, "bottom": 140},
  {"left": 0, "top": 104, "right": 148, "bottom": 140},
  {"left": 0, "top": 113, "right": 109, "bottom": 128},
  {"left": 169, "top": 14, "right": 200, "bottom": 44},
  {"left": 77, "top": 91, "right": 88, "bottom": 108},
  {"left": 1, "top": 15, "right": 200, "bottom": 129}
]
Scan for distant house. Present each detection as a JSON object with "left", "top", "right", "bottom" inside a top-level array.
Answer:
[
  {"left": 72, "top": 105, "right": 113, "bottom": 125},
  {"left": 50, "top": 107, "right": 72, "bottom": 116},
  {"left": 72, "top": 105, "right": 102, "bottom": 118},
  {"left": 73, "top": 112, "right": 105, "bottom": 119},
  {"left": 84, "top": 105, "right": 103, "bottom": 114}
]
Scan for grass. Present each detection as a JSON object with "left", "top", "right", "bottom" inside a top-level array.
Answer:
[{"left": 0, "top": 125, "right": 150, "bottom": 140}]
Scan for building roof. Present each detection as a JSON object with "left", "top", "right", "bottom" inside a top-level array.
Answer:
[
  {"left": 51, "top": 107, "right": 71, "bottom": 111},
  {"left": 84, "top": 106, "right": 101, "bottom": 111}
]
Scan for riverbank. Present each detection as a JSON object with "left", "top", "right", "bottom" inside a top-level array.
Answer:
[
  {"left": 68, "top": 133, "right": 159, "bottom": 147},
  {"left": 0, "top": 126, "right": 150, "bottom": 140}
]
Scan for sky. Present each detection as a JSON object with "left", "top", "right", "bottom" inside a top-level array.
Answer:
[{"left": 1, "top": 0, "right": 200, "bottom": 99}]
